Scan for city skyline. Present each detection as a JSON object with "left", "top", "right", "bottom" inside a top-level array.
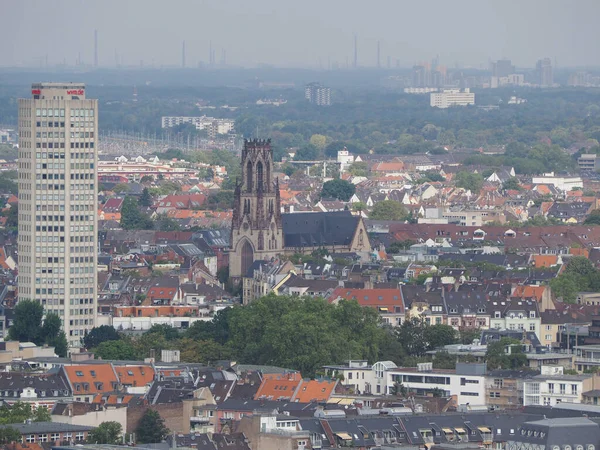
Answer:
[{"left": 2, "top": 0, "right": 600, "bottom": 69}]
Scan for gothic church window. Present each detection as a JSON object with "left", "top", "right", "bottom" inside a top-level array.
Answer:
[
  {"left": 256, "top": 161, "right": 264, "bottom": 192},
  {"left": 246, "top": 161, "right": 253, "bottom": 192}
]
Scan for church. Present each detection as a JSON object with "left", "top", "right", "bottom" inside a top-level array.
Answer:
[{"left": 229, "top": 139, "right": 371, "bottom": 279}]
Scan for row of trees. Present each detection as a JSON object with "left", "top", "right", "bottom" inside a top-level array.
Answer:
[{"left": 84, "top": 296, "right": 487, "bottom": 377}]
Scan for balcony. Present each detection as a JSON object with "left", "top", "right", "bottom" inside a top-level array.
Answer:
[{"left": 190, "top": 416, "right": 211, "bottom": 424}]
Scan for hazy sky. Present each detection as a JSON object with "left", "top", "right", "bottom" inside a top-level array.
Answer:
[{"left": 2, "top": 0, "right": 599, "bottom": 69}]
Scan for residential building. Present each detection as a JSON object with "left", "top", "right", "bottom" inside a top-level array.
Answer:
[
  {"left": 0, "top": 422, "right": 92, "bottom": 445},
  {"left": 323, "top": 360, "right": 375, "bottom": 395},
  {"left": 578, "top": 154, "right": 599, "bottom": 171},
  {"left": 18, "top": 83, "right": 98, "bottom": 346},
  {"left": 237, "top": 414, "right": 309, "bottom": 450},
  {"left": 328, "top": 287, "right": 405, "bottom": 326},
  {"left": 489, "top": 299, "right": 541, "bottom": 340},
  {"left": 0, "top": 372, "right": 72, "bottom": 410},
  {"left": 523, "top": 366, "right": 599, "bottom": 406},
  {"left": 377, "top": 361, "right": 488, "bottom": 405},
  {"left": 430, "top": 89, "right": 475, "bottom": 108},
  {"left": 61, "top": 364, "right": 119, "bottom": 403},
  {"left": 52, "top": 402, "right": 128, "bottom": 433},
  {"left": 486, "top": 369, "right": 540, "bottom": 409},
  {"left": 304, "top": 82, "right": 331, "bottom": 106},
  {"left": 160, "top": 116, "right": 234, "bottom": 136}
]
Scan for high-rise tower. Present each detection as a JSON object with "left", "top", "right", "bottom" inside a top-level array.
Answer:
[
  {"left": 229, "top": 139, "right": 283, "bottom": 279},
  {"left": 18, "top": 83, "right": 98, "bottom": 347}
]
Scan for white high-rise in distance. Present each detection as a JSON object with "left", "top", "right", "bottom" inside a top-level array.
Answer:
[{"left": 18, "top": 83, "right": 98, "bottom": 347}]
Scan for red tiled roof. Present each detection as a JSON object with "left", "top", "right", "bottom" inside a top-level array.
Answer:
[
  {"left": 328, "top": 288, "right": 404, "bottom": 313},
  {"left": 292, "top": 379, "right": 337, "bottom": 403},
  {"left": 531, "top": 254, "right": 559, "bottom": 268},
  {"left": 114, "top": 365, "right": 155, "bottom": 387},
  {"left": 254, "top": 373, "right": 302, "bottom": 401},
  {"left": 63, "top": 364, "right": 118, "bottom": 395}
]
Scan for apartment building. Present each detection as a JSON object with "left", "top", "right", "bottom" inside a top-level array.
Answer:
[
  {"left": 430, "top": 89, "right": 475, "bottom": 108},
  {"left": 523, "top": 366, "right": 600, "bottom": 406},
  {"left": 18, "top": 83, "right": 98, "bottom": 346},
  {"left": 376, "top": 362, "right": 488, "bottom": 405}
]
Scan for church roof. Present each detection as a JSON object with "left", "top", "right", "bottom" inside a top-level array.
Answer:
[{"left": 282, "top": 211, "right": 359, "bottom": 248}]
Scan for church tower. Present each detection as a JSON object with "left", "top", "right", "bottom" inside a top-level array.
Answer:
[{"left": 229, "top": 139, "right": 284, "bottom": 279}]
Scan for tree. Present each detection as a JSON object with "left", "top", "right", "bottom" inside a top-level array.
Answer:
[
  {"left": 120, "top": 196, "right": 154, "bottom": 230},
  {"left": 177, "top": 338, "right": 231, "bottom": 364},
  {"left": 369, "top": 200, "right": 408, "bottom": 221},
  {"left": 87, "top": 421, "right": 123, "bottom": 445},
  {"left": 502, "top": 177, "right": 521, "bottom": 191},
  {"left": 0, "top": 427, "right": 21, "bottom": 444},
  {"left": 294, "top": 144, "right": 319, "bottom": 161},
  {"left": 40, "top": 313, "right": 62, "bottom": 344},
  {"left": 113, "top": 183, "right": 130, "bottom": 194},
  {"left": 154, "top": 215, "right": 181, "bottom": 231},
  {"left": 140, "top": 175, "right": 154, "bottom": 184},
  {"left": 455, "top": 171, "right": 484, "bottom": 193},
  {"left": 2, "top": 204, "right": 18, "bottom": 230},
  {"left": 309, "top": 134, "right": 328, "bottom": 150},
  {"left": 136, "top": 410, "right": 169, "bottom": 444},
  {"left": 320, "top": 179, "right": 356, "bottom": 201},
  {"left": 565, "top": 256, "right": 596, "bottom": 277},
  {"left": 33, "top": 406, "right": 51, "bottom": 422},
  {"left": 7, "top": 300, "right": 44, "bottom": 343},
  {"left": 485, "top": 338, "right": 527, "bottom": 370},
  {"left": 139, "top": 188, "right": 153, "bottom": 207},
  {"left": 197, "top": 167, "right": 214, "bottom": 181},
  {"left": 348, "top": 162, "right": 369, "bottom": 177},
  {"left": 396, "top": 318, "right": 428, "bottom": 356},
  {"left": 585, "top": 210, "right": 600, "bottom": 225},
  {"left": 550, "top": 274, "right": 580, "bottom": 303},
  {"left": 388, "top": 240, "right": 416, "bottom": 253},
  {"left": 423, "top": 324, "right": 457, "bottom": 349},
  {"left": 352, "top": 202, "right": 367, "bottom": 213},
  {"left": 94, "top": 340, "right": 138, "bottom": 360},
  {"left": 49, "top": 332, "right": 69, "bottom": 358},
  {"left": 0, "top": 402, "right": 50, "bottom": 425},
  {"left": 459, "top": 328, "right": 482, "bottom": 345},
  {"left": 83, "top": 325, "right": 120, "bottom": 350}
]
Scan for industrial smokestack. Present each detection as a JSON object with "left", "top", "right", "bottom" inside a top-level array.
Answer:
[{"left": 94, "top": 29, "right": 98, "bottom": 67}]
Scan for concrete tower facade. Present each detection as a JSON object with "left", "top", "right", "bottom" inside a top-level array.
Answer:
[
  {"left": 229, "top": 139, "right": 283, "bottom": 279},
  {"left": 18, "top": 83, "right": 98, "bottom": 347}
]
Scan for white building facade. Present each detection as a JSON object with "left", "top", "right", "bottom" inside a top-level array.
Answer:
[
  {"left": 430, "top": 89, "right": 475, "bottom": 108},
  {"left": 376, "top": 362, "right": 488, "bottom": 405},
  {"left": 18, "top": 83, "right": 98, "bottom": 347},
  {"left": 523, "top": 367, "right": 591, "bottom": 406}
]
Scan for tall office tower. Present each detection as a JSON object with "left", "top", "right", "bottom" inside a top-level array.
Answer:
[
  {"left": 536, "top": 58, "right": 553, "bottom": 87},
  {"left": 18, "top": 83, "right": 98, "bottom": 348},
  {"left": 491, "top": 59, "right": 515, "bottom": 78}
]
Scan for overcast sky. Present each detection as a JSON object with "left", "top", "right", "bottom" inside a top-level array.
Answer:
[{"left": 2, "top": 0, "right": 599, "bottom": 69}]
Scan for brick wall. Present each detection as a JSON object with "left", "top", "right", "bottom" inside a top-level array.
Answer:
[{"left": 127, "top": 402, "right": 186, "bottom": 435}]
